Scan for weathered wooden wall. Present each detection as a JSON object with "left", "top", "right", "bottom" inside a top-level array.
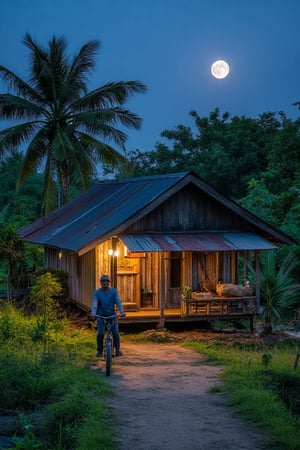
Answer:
[
  {"left": 45, "top": 241, "right": 244, "bottom": 315},
  {"left": 45, "top": 247, "right": 95, "bottom": 310},
  {"left": 125, "top": 185, "right": 253, "bottom": 233}
]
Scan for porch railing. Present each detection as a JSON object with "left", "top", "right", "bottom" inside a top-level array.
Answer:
[{"left": 182, "top": 296, "right": 257, "bottom": 317}]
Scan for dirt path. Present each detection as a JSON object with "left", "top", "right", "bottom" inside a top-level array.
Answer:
[{"left": 97, "top": 342, "right": 268, "bottom": 450}]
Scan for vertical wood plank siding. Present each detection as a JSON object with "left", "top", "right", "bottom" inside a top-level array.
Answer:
[
  {"left": 79, "top": 250, "right": 96, "bottom": 310},
  {"left": 45, "top": 247, "right": 96, "bottom": 310},
  {"left": 95, "top": 241, "right": 111, "bottom": 281},
  {"left": 125, "top": 185, "right": 250, "bottom": 232}
]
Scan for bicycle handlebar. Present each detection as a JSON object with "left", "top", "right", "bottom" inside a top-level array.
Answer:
[{"left": 95, "top": 313, "right": 125, "bottom": 320}]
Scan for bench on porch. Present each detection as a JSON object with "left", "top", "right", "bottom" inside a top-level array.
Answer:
[{"left": 182, "top": 296, "right": 257, "bottom": 316}]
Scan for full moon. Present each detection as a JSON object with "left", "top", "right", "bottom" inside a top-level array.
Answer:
[{"left": 211, "top": 60, "right": 230, "bottom": 79}]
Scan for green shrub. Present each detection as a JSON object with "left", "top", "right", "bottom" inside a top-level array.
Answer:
[{"left": 0, "top": 303, "right": 36, "bottom": 346}]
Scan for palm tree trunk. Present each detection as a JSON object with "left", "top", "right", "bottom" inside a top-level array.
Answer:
[{"left": 57, "top": 165, "right": 69, "bottom": 206}]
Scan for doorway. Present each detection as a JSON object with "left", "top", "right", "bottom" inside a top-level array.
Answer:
[{"left": 166, "top": 252, "right": 182, "bottom": 308}]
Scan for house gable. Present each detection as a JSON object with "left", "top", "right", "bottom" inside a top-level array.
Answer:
[{"left": 125, "top": 184, "right": 254, "bottom": 233}]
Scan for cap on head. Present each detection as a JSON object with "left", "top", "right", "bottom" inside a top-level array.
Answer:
[{"left": 100, "top": 274, "right": 110, "bottom": 282}]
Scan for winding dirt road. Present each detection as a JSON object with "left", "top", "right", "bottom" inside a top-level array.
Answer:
[{"left": 98, "top": 342, "right": 269, "bottom": 450}]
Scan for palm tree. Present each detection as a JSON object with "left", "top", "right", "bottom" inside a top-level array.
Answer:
[
  {"left": 0, "top": 34, "right": 147, "bottom": 215},
  {"left": 258, "top": 252, "right": 300, "bottom": 333}
]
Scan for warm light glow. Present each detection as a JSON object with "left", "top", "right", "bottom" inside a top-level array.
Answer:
[
  {"left": 108, "top": 249, "right": 119, "bottom": 256},
  {"left": 57, "top": 250, "right": 63, "bottom": 260},
  {"left": 211, "top": 60, "right": 230, "bottom": 79}
]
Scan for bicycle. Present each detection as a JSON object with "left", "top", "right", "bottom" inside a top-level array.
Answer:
[{"left": 96, "top": 313, "right": 119, "bottom": 376}]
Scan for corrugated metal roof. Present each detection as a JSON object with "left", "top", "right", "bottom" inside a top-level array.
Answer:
[
  {"left": 20, "top": 173, "right": 188, "bottom": 252},
  {"left": 120, "top": 233, "right": 277, "bottom": 252},
  {"left": 20, "top": 171, "right": 294, "bottom": 253}
]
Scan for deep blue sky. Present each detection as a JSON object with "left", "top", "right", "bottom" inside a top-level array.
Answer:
[{"left": 1, "top": 0, "right": 300, "bottom": 152}]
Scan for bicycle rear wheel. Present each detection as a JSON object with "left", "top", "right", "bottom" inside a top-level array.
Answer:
[{"left": 105, "top": 337, "right": 113, "bottom": 376}]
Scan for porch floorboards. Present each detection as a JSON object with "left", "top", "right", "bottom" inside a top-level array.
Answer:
[
  {"left": 120, "top": 296, "right": 257, "bottom": 327},
  {"left": 119, "top": 308, "right": 256, "bottom": 326}
]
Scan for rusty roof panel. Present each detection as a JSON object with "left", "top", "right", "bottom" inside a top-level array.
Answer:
[
  {"left": 120, "top": 233, "right": 277, "bottom": 252},
  {"left": 20, "top": 173, "right": 187, "bottom": 251}
]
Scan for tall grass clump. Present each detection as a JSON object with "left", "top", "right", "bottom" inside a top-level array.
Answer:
[
  {"left": 41, "top": 368, "right": 114, "bottom": 450},
  {"left": 0, "top": 302, "right": 36, "bottom": 348}
]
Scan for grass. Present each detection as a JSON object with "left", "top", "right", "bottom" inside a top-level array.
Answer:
[
  {"left": 0, "top": 303, "right": 115, "bottom": 450},
  {"left": 122, "top": 327, "right": 172, "bottom": 343},
  {"left": 184, "top": 337, "right": 300, "bottom": 450}
]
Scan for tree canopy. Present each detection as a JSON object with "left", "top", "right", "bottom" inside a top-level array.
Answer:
[
  {"left": 125, "top": 108, "right": 300, "bottom": 242},
  {"left": 0, "top": 34, "right": 147, "bottom": 215}
]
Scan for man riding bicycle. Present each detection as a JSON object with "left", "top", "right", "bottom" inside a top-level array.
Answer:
[{"left": 91, "top": 274, "right": 125, "bottom": 357}]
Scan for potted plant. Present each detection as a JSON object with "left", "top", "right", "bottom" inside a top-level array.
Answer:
[
  {"left": 141, "top": 288, "right": 153, "bottom": 306},
  {"left": 142, "top": 288, "right": 153, "bottom": 295},
  {"left": 181, "top": 285, "right": 191, "bottom": 301}
]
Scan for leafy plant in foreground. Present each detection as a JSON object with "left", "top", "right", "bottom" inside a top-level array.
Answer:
[
  {"left": 29, "top": 272, "right": 62, "bottom": 353},
  {"left": 262, "top": 353, "right": 272, "bottom": 368},
  {"left": 250, "top": 251, "right": 300, "bottom": 333},
  {"left": 11, "top": 415, "right": 42, "bottom": 450}
]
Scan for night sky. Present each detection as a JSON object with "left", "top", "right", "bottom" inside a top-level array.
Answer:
[{"left": 1, "top": 0, "right": 300, "bottom": 152}]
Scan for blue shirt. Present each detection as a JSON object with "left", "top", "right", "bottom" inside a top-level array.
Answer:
[{"left": 91, "top": 287, "right": 124, "bottom": 317}]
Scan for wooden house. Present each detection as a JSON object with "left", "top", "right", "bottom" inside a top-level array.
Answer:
[{"left": 20, "top": 171, "right": 294, "bottom": 330}]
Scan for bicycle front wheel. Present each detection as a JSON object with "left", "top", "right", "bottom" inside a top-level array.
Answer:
[{"left": 105, "top": 338, "right": 113, "bottom": 376}]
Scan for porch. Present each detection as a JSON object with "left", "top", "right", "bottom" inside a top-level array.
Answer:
[{"left": 119, "top": 296, "right": 258, "bottom": 332}]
